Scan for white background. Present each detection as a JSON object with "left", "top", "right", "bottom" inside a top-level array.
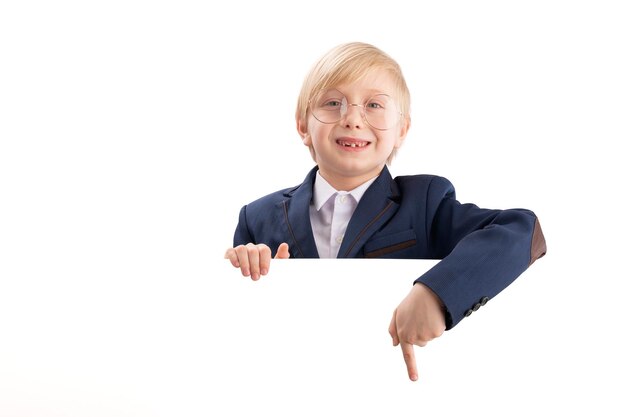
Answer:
[{"left": 1, "top": 0, "right": 625, "bottom": 415}]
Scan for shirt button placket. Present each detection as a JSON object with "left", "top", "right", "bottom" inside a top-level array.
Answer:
[{"left": 330, "top": 192, "right": 352, "bottom": 257}]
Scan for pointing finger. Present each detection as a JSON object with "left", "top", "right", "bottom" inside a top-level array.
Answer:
[{"left": 400, "top": 341, "right": 418, "bottom": 382}]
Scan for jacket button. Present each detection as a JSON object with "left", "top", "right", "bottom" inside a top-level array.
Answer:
[
  {"left": 464, "top": 309, "right": 473, "bottom": 317},
  {"left": 480, "top": 296, "right": 489, "bottom": 306},
  {"left": 472, "top": 302, "right": 481, "bottom": 312}
]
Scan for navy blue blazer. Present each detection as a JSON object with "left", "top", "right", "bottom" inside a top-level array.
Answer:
[{"left": 233, "top": 166, "right": 546, "bottom": 329}]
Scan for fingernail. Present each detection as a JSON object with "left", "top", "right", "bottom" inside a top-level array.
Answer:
[{"left": 261, "top": 268, "right": 268, "bottom": 275}]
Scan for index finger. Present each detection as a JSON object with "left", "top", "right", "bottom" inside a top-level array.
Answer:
[
  {"left": 400, "top": 341, "right": 418, "bottom": 381},
  {"left": 224, "top": 248, "right": 240, "bottom": 267}
]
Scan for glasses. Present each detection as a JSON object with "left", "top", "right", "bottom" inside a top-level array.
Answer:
[{"left": 309, "top": 88, "right": 402, "bottom": 131}]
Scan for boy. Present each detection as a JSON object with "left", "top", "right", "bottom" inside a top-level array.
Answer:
[{"left": 224, "top": 42, "right": 546, "bottom": 381}]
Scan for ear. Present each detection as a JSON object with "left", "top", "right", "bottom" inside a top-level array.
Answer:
[
  {"left": 394, "top": 115, "right": 411, "bottom": 149},
  {"left": 297, "top": 118, "right": 312, "bottom": 146}
]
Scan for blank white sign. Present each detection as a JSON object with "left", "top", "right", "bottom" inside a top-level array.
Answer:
[{"left": 3, "top": 258, "right": 617, "bottom": 416}]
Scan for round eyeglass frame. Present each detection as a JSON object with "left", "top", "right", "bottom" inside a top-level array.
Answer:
[{"left": 308, "top": 88, "right": 403, "bottom": 131}]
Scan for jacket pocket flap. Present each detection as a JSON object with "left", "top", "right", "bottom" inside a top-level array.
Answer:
[{"left": 364, "top": 229, "right": 417, "bottom": 258}]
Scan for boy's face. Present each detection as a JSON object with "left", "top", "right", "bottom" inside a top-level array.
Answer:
[{"left": 298, "top": 69, "right": 409, "bottom": 190}]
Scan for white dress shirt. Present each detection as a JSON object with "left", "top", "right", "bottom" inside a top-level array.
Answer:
[{"left": 309, "top": 171, "right": 377, "bottom": 258}]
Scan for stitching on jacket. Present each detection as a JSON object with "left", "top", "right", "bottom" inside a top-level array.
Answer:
[
  {"left": 282, "top": 200, "right": 304, "bottom": 258},
  {"left": 344, "top": 201, "right": 393, "bottom": 257}
]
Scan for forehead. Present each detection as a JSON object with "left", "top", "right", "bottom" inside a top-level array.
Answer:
[{"left": 332, "top": 68, "right": 397, "bottom": 96}]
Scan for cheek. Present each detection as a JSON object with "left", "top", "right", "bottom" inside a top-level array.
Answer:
[
  {"left": 305, "top": 120, "right": 322, "bottom": 146},
  {"left": 308, "top": 124, "right": 332, "bottom": 145},
  {"left": 378, "top": 133, "right": 399, "bottom": 149}
]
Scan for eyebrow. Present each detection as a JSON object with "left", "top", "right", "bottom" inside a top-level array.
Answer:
[{"left": 333, "top": 88, "right": 392, "bottom": 97}]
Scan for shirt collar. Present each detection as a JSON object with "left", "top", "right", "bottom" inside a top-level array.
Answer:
[{"left": 312, "top": 171, "right": 378, "bottom": 211}]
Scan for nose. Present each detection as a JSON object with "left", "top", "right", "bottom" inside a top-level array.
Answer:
[{"left": 341, "top": 103, "right": 364, "bottom": 129}]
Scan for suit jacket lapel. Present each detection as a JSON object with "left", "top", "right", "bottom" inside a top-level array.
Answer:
[
  {"left": 280, "top": 167, "right": 320, "bottom": 258},
  {"left": 337, "top": 166, "right": 400, "bottom": 258}
]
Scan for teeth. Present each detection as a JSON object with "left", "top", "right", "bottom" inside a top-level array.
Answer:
[{"left": 339, "top": 141, "right": 367, "bottom": 147}]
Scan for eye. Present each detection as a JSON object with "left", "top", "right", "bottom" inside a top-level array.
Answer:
[
  {"left": 366, "top": 94, "right": 392, "bottom": 111},
  {"left": 366, "top": 100, "right": 387, "bottom": 111},
  {"left": 323, "top": 99, "right": 343, "bottom": 108}
]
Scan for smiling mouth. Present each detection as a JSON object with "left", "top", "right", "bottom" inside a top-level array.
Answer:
[{"left": 336, "top": 139, "right": 370, "bottom": 148}]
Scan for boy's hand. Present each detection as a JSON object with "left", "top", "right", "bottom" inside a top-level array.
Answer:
[
  {"left": 224, "top": 242, "right": 290, "bottom": 280},
  {"left": 388, "top": 283, "right": 446, "bottom": 381}
]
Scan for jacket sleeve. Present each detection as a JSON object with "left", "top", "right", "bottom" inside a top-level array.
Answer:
[
  {"left": 233, "top": 205, "right": 253, "bottom": 246},
  {"left": 415, "top": 176, "right": 546, "bottom": 329}
]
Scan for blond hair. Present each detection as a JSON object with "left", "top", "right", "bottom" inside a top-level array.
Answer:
[{"left": 296, "top": 42, "right": 411, "bottom": 163}]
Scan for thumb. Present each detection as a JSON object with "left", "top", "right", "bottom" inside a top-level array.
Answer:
[{"left": 274, "top": 242, "right": 290, "bottom": 259}]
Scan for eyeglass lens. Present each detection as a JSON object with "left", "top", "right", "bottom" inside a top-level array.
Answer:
[{"left": 311, "top": 89, "right": 400, "bottom": 130}]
